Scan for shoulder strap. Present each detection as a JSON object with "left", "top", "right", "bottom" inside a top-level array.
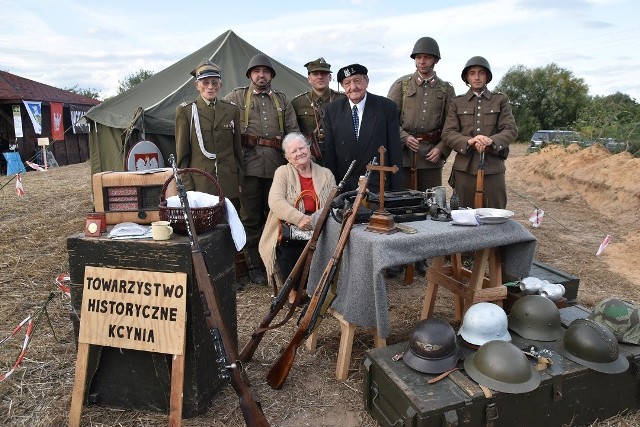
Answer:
[{"left": 243, "top": 88, "right": 284, "bottom": 134}]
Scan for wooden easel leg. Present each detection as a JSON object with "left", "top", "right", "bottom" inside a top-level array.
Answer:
[
  {"left": 168, "top": 354, "right": 185, "bottom": 427},
  {"left": 306, "top": 330, "right": 319, "bottom": 351},
  {"left": 335, "top": 318, "right": 355, "bottom": 381},
  {"left": 68, "top": 343, "right": 90, "bottom": 427},
  {"left": 421, "top": 256, "right": 445, "bottom": 319}
]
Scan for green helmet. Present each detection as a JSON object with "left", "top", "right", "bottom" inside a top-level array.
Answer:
[
  {"left": 464, "top": 340, "right": 541, "bottom": 394},
  {"left": 403, "top": 318, "right": 459, "bottom": 374},
  {"left": 246, "top": 53, "right": 276, "bottom": 78},
  {"left": 508, "top": 295, "right": 564, "bottom": 342},
  {"left": 410, "top": 37, "right": 441, "bottom": 60},
  {"left": 556, "top": 318, "right": 629, "bottom": 374},
  {"left": 588, "top": 298, "right": 640, "bottom": 345},
  {"left": 461, "top": 56, "right": 492, "bottom": 84}
]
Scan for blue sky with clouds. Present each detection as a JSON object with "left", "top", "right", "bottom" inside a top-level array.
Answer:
[{"left": 1, "top": 0, "right": 638, "bottom": 100}]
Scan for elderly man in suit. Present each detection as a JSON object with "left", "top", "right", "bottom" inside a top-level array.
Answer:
[{"left": 323, "top": 64, "right": 402, "bottom": 193}]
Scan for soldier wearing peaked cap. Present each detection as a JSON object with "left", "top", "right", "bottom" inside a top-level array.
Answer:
[
  {"left": 289, "top": 57, "right": 345, "bottom": 165},
  {"left": 175, "top": 58, "right": 244, "bottom": 210},
  {"left": 223, "top": 53, "right": 299, "bottom": 286}
]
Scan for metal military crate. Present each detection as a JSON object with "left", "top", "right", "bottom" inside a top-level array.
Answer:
[{"left": 363, "top": 306, "right": 640, "bottom": 427}]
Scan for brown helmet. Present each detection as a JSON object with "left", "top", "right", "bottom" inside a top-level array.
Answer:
[
  {"left": 246, "top": 53, "right": 276, "bottom": 78},
  {"left": 461, "top": 56, "right": 492, "bottom": 84},
  {"left": 410, "top": 37, "right": 441, "bottom": 60},
  {"left": 402, "top": 318, "right": 459, "bottom": 374}
]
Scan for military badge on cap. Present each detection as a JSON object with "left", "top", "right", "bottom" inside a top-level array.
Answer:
[
  {"left": 304, "top": 57, "right": 332, "bottom": 73},
  {"left": 191, "top": 59, "right": 222, "bottom": 80},
  {"left": 337, "top": 63, "right": 368, "bottom": 83}
]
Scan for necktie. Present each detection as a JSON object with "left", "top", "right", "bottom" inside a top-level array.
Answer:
[{"left": 352, "top": 105, "right": 359, "bottom": 140}]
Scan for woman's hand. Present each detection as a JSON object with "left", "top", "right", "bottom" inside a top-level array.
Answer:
[{"left": 297, "top": 215, "right": 312, "bottom": 231}]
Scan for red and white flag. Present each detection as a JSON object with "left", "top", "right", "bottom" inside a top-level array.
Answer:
[
  {"left": 528, "top": 208, "right": 544, "bottom": 228},
  {"left": 596, "top": 235, "right": 612, "bottom": 256},
  {"left": 15, "top": 174, "right": 25, "bottom": 196},
  {"left": 50, "top": 102, "right": 64, "bottom": 141}
]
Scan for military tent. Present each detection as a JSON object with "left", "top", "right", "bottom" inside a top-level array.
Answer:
[{"left": 84, "top": 29, "right": 311, "bottom": 175}]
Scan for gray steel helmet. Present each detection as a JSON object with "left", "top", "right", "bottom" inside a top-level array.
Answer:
[
  {"left": 410, "top": 37, "right": 441, "bottom": 60},
  {"left": 246, "top": 53, "right": 276, "bottom": 78},
  {"left": 459, "top": 302, "right": 511, "bottom": 346},
  {"left": 461, "top": 56, "right": 492, "bottom": 84},
  {"left": 403, "top": 318, "right": 459, "bottom": 374},
  {"left": 588, "top": 297, "right": 640, "bottom": 345},
  {"left": 464, "top": 340, "right": 541, "bottom": 394},
  {"left": 556, "top": 318, "right": 629, "bottom": 374},
  {"left": 508, "top": 295, "right": 564, "bottom": 342}
]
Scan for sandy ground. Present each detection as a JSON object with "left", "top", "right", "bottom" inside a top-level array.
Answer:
[{"left": 0, "top": 142, "right": 639, "bottom": 426}]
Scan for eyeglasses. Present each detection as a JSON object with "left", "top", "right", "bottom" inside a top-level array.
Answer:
[
  {"left": 199, "top": 79, "right": 222, "bottom": 88},
  {"left": 341, "top": 77, "right": 367, "bottom": 88}
]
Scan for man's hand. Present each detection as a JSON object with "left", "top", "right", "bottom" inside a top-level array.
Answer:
[
  {"left": 467, "top": 135, "right": 493, "bottom": 152},
  {"left": 424, "top": 147, "right": 442, "bottom": 163},
  {"left": 405, "top": 136, "right": 420, "bottom": 152}
]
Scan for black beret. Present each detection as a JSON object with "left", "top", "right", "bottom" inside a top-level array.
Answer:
[{"left": 337, "top": 64, "right": 368, "bottom": 83}]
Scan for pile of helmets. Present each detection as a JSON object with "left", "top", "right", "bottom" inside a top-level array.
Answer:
[{"left": 401, "top": 297, "right": 638, "bottom": 395}]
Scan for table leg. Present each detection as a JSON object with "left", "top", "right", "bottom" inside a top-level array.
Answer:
[{"left": 421, "top": 256, "right": 445, "bottom": 319}]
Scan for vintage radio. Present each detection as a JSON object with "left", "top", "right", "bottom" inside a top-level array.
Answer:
[{"left": 92, "top": 169, "right": 177, "bottom": 225}]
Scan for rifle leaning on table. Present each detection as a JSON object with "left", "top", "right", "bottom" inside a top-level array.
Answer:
[
  {"left": 239, "top": 160, "right": 356, "bottom": 363},
  {"left": 474, "top": 151, "right": 485, "bottom": 209},
  {"left": 168, "top": 155, "right": 270, "bottom": 427},
  {"left": 266, "top": 163, "right": 372, "bottom": 390},
  {"left": 403, "top": 143, "right": 420, "bottom": 285}
]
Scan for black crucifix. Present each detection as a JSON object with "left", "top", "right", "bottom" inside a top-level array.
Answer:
[{"left": 365, "top": 146, "right": 399, "bottom": 234}]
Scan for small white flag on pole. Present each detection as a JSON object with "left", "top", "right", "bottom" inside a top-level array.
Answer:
[
  {"left": 528, "top": 208, "right": 544, "bottom": 228},
  {"left": 15, "top": 173, "right": 25, "bottom": 196},
  {"left": 596, "top": 235, "right": 612, "bottom": 256}
]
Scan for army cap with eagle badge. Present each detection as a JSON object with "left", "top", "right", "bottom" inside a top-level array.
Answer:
[
  {"left": 304, "top": 57, "right": 332, "bottom": 74},
  {"left": 191, "top": 59, "right": 222, "bottom": 80}
]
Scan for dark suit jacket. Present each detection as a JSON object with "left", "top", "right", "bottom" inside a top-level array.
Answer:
[{"left": 323, "top": 92, "right": 402, "bottom": 193}]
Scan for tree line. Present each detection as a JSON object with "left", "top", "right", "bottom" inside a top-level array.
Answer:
[{"left": 67, "top": 65, "right": 640, "bottom": 156}]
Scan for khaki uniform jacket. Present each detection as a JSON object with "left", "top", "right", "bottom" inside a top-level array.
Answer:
[
  {"left": 442, "top": 88, "right": 518, "bottom": 175},
  {"left": 175, "top": 97, "right": 244, "bottom": 199},
  {"left": 387, "top": 72, "right": 455, "bottom": 169},
  {"left": 290, "top": 88, "right": 346, "bottom": 136},
  {"left": 223, "top": 84, "right": 299, "bottom": 179},
  {"left": 258, "top": 162, "right": 336, "bottom": 288}
]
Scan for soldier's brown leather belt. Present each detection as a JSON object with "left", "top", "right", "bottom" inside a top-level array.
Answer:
[
  {"left": 242, "top": 134, "right": 282, "bottom": 150},
  {"left": 414, "top": 128, "right": 442, "bottom": 143}
]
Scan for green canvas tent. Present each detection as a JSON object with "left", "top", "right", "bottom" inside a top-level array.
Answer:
[{"left": 84, "top": 29, "right": 311, "bottom": 175}]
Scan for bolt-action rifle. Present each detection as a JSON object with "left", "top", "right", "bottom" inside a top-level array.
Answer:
[
  {"left": 265, "top": 162, "right": 372, "bottom": 389},
  {"left": 168, "top": 155, "right": 269, "bottom": 427},
  {"left": 239, "top": 160, "right": 356, "bottom": 363},
  {"left": 474, "top": 151, "right": 485, "bottom": 209}
]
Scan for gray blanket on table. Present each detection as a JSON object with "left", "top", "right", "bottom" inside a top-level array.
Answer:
[{"left": 307, "top": 218, "right": 537, "bottom": 338}]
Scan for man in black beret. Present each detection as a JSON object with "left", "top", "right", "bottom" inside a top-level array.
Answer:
[{"left": 323, "top": 63, "right": 402, "bottom": 193}]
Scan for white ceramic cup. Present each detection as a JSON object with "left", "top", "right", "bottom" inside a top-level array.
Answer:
[{"left": 151, "top": 221, "right": 173, "bottom": 240}]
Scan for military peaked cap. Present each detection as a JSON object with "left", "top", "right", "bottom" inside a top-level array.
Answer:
[
  {"left": 304, "top": 57, "right": 332, "bottom": 73},
  {"left": 337, "top": 64, "right": 368, "bottom": 83},
  {"left": 191, "top": 59, "right": 222, "bottom": 80}
]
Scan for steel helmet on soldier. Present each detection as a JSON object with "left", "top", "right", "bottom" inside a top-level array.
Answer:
[
  {"left": 246, "top": 53, "right": 276, "bottom": 78},
  {"left": 508, "top": 295, "right": 564, "bottom": 342},
  {"left": 556, "top": 318, "right": 629, "bottom": 374},
  {"left": 459, "top": 302, "right": 511, "bottom": 346},
  {"left": 410, "top": 37, "right": 441, "bottom": 60},
  {"left": 402, "top": 318, "right": 459, "bottom": 374},
  {"left": 588, "top": 298, "right": 640, "bottom": 345},
  {"left": 461, "top": 56, "right": 492, "bottom": 84},
  {"left": 464, "top": 340, "right": 541, "bottom": 394}
]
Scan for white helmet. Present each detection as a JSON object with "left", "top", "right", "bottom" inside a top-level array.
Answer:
[{"left": 459, "top": 302, "right": 511, "bottom": 346}]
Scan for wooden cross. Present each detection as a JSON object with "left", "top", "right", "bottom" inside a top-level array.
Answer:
[
  {"left": 365, "top": 146, "right": 399, "bottom": 234},
  {"left": 366, "top": 146, "right": 399, "bottom": 213}
]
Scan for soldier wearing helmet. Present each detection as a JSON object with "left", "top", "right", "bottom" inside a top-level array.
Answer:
[
  {"left": 289, "top": 58, "right": 346, "bottom": 165},
  {"left": 224, "top": 53, "right": 299, "bottom": 286},
  {"left": 442, "top": 56, "right": 518, "bottom": 209},
  {"left": 387, "top": 37, "right": 455, "bottom": 277}
]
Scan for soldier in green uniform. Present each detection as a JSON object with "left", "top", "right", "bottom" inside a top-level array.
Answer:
[
  {"left": 224, "top": 54, "right": 299, "bottom": 285},
  {"left": 289, "top": 57, "right": 345, "bottom": 165},
  {"left": 442, "top": 56, "right": 518, "bottom": 209},
  {"left": 175, "top": 59, "right": 244, "bottom": 210},
  {"left": 387, "top": 37, "right": 455, "bottom": 191},
  {"left": 388, "top": 37, "right": 455, "bottom": 276}
]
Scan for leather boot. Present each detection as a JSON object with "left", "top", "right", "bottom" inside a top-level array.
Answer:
[{"left": 248, "top": 267, "right": 267, "bottom": 285}]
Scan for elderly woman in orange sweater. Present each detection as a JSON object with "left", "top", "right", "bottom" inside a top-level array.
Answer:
[{"left": 258, "top": 132, "right": 336, "bottom": 303}]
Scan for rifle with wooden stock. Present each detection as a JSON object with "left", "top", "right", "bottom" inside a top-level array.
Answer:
[
  {"left": 168, "top": 155, "right": 269, "bottom": 427},
  {"left": 265, "top": 163, "right": 372, "bottom": 390},
  {"left": 239, "top": 160, "right": 356, "bottom": 363},
  {"left": 474, "top": 151, "right": 485, "bottom": 209},
  {"left": 403, "top": 143, "right": 420, "bottom": 285}
]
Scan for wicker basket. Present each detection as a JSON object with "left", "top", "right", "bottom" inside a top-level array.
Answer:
[{"left": 158, "top": 168, "right": 225, "bottom": 235}]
